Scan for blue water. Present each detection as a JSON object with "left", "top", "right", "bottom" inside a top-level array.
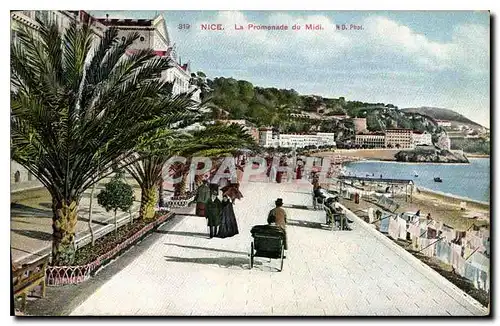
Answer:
[{"left": 343, "top": 158, "right": 490, "bottom": 203}]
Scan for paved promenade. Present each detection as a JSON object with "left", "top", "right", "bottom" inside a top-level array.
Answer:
[{"left": 70, "top": 181, "right": 487, "bottom": 316}]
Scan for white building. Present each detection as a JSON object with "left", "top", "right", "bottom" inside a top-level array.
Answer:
[
  {"left": 436, "top": 120, "right": 452, "bottom": 128},
  {"left": 353, "top": 118, "right": 368, "bottom": 134},
  {"left": 385, "top": 129, "right": 414, "bottom": 149},
  {"left": 93, "top": 15, "right": 200, "bottom": 102},
  {"left": 259, "top": 128, "right": 280, "bottom": 148},
  {"left": 355, "top": 133, "right": 386, "bottom": 148},
  {"left": 10, "top": 10, "right": 201, "bottom": 189},
  {"left": 259, "top": 130, "right": 336, "bottom": 148},
  {"left": 412, "top": 131, "right": 433, "bottom": 146}
]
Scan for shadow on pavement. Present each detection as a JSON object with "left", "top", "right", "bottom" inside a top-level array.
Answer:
[
  {"left": 157, "top": 230, "right": 208, "bottom": 238},
  {"left": 286, "top": 219, "right": 328, "bottom": 230},
  {"left": 11, "top": 203, "right": 51, "bottom": 218},
  {"left": 12, "top": 229, "right": 52, "bottom": 241},
  {"left": 163, "top": 243, "right": 248, "bottom": 256},
  {"left": 164, "top": 255, "right": 259, "bottom": 269},
  {"left": 282, "top": 204, "right": 311, "bottom": 210}
]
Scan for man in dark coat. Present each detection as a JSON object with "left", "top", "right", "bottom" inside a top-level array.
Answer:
[
  {"left": 195, "top": 180, "right": 211, "bottom": 216},
  {"left": 206, "top": 192, "right": 222, "bottom": 238},
  {"left": 267, "top": 198, "right": 288, "bottom": 250}
]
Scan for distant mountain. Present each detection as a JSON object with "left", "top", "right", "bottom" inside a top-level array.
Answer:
[{"left": 402, "top": 107, "right": 484, "bottom": 128}]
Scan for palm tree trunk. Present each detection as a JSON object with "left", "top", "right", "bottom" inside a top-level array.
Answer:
[
  {"left": 51, "top": 198, "right": 79, "bottom": 266},
  {"left": 178, "top": 173, "right": 188, "bottom": 197},
  {"left": 140, "top": 185, "right": 158, "bottom": 220},
  {"left": 158, "top": 177, "right": 165, "bottom": 208},
  {"left": 88, "top": 183, "right": 96, "bottom": 246}
]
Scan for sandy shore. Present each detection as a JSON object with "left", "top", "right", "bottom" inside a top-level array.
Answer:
[
  {"left": 466, "top": 153, "right": 490, "bottom": 158},
  {"left": 332, "top": 182, "right": 489, "bottom": 231},
  {"left": 312, "top": 149, "right": 399, "bottom": 161}
]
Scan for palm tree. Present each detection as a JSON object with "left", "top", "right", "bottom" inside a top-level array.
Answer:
[
  {"left": 127, "top": 123, "right": 256, "bottom": 219},
  {"left": 11, "top": 18, "right": 194, "bottom": 265}
]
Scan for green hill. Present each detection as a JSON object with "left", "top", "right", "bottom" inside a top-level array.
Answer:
[{"left": 402, "top": 107, "right": 484, "bottom": 128}]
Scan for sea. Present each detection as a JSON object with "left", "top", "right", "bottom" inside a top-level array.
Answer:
[{"left": 343, "top": 158, "right": 490, "bottom": 203}]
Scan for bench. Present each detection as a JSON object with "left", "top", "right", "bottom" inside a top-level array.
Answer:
[{"left": 12, "top": 256, "right": 49, "bottom": 312}]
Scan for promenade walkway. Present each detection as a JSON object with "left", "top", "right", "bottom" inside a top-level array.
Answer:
[{"left": 69, "top": 181, "right": 487, "bottom": 316}]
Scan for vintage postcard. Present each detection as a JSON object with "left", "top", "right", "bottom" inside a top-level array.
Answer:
[{"left": 10, "top": 10, "right": 490, "bottom": 316}]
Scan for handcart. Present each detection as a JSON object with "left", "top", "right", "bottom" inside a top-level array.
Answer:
[{"left": 249, "top": 225, "right": 285, "bottom": 272}]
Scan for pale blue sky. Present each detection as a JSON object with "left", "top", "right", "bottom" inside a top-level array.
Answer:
[{"left": 91, "top": 10, "right": 490, "bottom": 126}]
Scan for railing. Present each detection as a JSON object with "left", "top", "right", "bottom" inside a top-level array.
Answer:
[{"left": 164, "top": 194, "right": 196, "bottom": 208}]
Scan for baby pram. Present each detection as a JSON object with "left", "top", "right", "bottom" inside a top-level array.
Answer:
[{"left": 249, "top": 225, "right": 286, "bottom": 271}]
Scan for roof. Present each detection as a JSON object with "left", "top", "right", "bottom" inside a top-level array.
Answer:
[
  {"left": 356, "top": 132, "right": 385, "bottom": 136},
  {"left": 338, "top": 175, "right": 414, "bottom": 185},
  {"left": 95, "top": 18, "right": 153, "bottom": 27}
]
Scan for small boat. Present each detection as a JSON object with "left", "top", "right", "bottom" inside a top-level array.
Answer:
[
  {"left": 434, "top": 177, "right": 443, "bottom": 182},
  {"left": 413, "top": 170, "right": 418, "bottom": 177}
]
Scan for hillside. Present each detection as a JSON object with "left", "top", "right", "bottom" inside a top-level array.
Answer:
[
  {"left": 402, "top": 107, "right": 484, "bottom": 128},
  {"left": 205, "top": 76, "right": 404, "bottom": 140}
]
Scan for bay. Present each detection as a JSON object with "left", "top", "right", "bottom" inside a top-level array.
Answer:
[{"left": 343, "top": 158, "right": 490, "bottom": 203}]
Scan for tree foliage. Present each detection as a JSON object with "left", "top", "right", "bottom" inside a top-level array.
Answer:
[
  {"left": 97, "top": 173, "right": 134, "bottom": 214},
  {"left": 10, "top": 17, "right": 194, "bottom": 265}
]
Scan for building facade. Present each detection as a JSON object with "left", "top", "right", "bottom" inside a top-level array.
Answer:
[
  {"left": 355, "top": 133, "right": 386, "bottom": 148},
  {"left": 385, "top": 129, "right": 414, "bottom": 149},
  {"left": 353, "top": 118, "right": 368, "bottom": 134},
  {"left": 93, "top": 15, "right": 200, "bottom": 102},
  {"left": 436, "top": 120, "right": 452, "bottom": 128},
  {"left": 412, "top": 131, "right": 433, "bottom": 146},
  {"left": 259, "top": 130, "right": 336, "bottom": 148}
]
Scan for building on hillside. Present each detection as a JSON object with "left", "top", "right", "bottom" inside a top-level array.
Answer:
[
  {"left": 331, "top": 114, "right": 349, "bottom": 120},
  {"left": 436, "top": 120, "right": 452, "bottom": 128},
  {"left": 259, "top": 130, "right": 335, "bottom": 149},
  {"left": 259, "top": 128, "right": 280, "bottom": 148},
  {"left": 353, "top": 118, "right": 368, "bottom": 134},
  {"left": 412, "top": 130, "right": 433, "bottom": 146},
  {"left": 385, "top": 129, "right": 414, "bottom": 149},
  {"left": 219, "top": 120, "right": 259, "bottom": 143},
  {"left": 355, "top": 133, "right": 386, "bottom": 148}
]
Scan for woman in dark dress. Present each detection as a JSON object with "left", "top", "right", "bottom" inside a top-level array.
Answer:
[{"left": 216, "top": 195, "right": 239, "bottom": 238}]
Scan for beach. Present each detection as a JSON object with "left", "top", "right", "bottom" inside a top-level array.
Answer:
[
  {"left": 312, "top": 149, "right": 399, "bottom": 161},
  {"left": 313, "top": 149, "right": 490, "bottom": 231}
]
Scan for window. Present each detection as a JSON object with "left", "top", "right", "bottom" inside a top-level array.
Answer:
[{"left": 14, "top": 171, "right": 20, "bottom": 183}]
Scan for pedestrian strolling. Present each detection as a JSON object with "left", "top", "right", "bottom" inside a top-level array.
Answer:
[{"left": 206, "top": 192, "right": 222, "bottom": 238}]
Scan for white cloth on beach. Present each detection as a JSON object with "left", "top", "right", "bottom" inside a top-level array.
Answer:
[
  {"left": 451, "top": 243, "right": 462, "bottom": 270},
  {"left": 388, "top": 216, "right": 399, "bottom": 240},
  {"left": 435, "top": 241, "right": 451, "bottom": 265},
  {"left": 419, "top": 238, "right": 436, "bottom": 257},
  {"left": 379, "top": 215, "right": 390, "bottom": 233},
  {"left": 397, "top": 217, "right": 407, "bottom": 240}
]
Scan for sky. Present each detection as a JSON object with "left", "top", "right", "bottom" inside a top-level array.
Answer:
[{"left": 90, "top": 10, "right": 490, "bottom": 127}]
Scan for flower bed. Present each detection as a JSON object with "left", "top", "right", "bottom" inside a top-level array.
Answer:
[{"left": 45, "top": 211, "right": 173, "bottom": 286}]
